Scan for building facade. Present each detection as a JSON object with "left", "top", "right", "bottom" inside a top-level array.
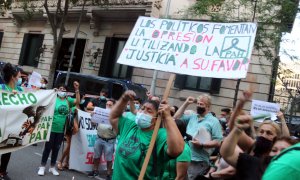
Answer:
[{"left": 0, "top": 0, "right": 278, "bottom": 113}]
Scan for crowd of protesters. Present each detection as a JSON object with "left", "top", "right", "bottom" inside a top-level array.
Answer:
[{"left": 1, "top": 62, "right": 300, "bottom": 180}]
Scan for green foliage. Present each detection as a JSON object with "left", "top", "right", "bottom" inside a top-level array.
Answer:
[
  {"left": 189, "top": 0, "right": 299, "bottom": 63},
  {"left": 0, "top": 0, "right": 12, "bottom": 16}
]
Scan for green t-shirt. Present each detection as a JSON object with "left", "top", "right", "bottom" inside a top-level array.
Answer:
[
  {"left": 162, "top": 142, "right": 191, "bottom": 179},
  {"left": 263, "top": 143, "right": 300, "bottom": 180},
  {"left": 0, "top": 84, "right": 23, "bottom": 92},
  {"left": 112, "top": 115, "right": 169, "bottom": 180},
  {"left": 52, "top": 97, "right": 75, "bottom": 133}
]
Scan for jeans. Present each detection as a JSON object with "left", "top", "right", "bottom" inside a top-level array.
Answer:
[
  {"left": 187, "top": 161, "right": 209, "bottom": 180},
  {"left": 0, "top": 153, "right": 11, "bottom": 173},
  {"left": 41, "top": 132, "right": 64, "bottom": 166}
]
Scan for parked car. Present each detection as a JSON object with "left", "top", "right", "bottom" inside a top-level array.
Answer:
[{"left": 54, "top": 71, "right": 148, "bottom": 101}]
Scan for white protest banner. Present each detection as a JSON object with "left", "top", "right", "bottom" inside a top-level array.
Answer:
[
  {"left": 69, "top": 109, "right": 109, "bottom": 172},
  {"left": 250, "top": 100, "right": 280, "bottom": 122},
  {"left": 0, "top": 90, "right": 56, "bottom": 154},
  {"left": 117, "top": 16, "right": 257, "bottom": 79},
  {"left": 28, "top": 71, "right": 42, "bottom": 88},
  {"left": 92, "top": 107, "right": 110, "bottom": 125}
]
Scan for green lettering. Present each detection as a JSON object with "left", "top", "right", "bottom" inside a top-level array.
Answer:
[
  {"left": 29, "top": 133, "right": 36, "bottom": 143},
  {"left": 35, "top": 131, "right": 42, "bottom": 141},
  {"left": 28, "top": 93, "right": 37, "bottom": 104},
  {"left": 17, "top": 94, "right": 29, "bottom": 104},
  {"left": 2, "top": 93, "right": 10, "bottom": 105},
  {"left": 43, "top": 130, "right": 47, "bottom": 140},
  {"left": 9, "top": 94, "right": 19, "bottom": 105}
]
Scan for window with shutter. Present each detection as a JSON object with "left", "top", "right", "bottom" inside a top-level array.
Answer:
[
  {"left": 99, "top": 37, "right": 132, "bottom": 80},
  {"left": 174, "top": 74, "right": 222, "bottom": 93},
  {"left": 0, "top": 31, "right": 3, "bottom": 48},
  {"left": 19, "top": 33, "right": 44, "bottom": 67}
]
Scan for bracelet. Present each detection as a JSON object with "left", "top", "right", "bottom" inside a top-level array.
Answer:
[{"left": 75, "top": 90, "right": 79, "bottom": 93}]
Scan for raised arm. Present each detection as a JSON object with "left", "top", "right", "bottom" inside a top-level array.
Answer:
[
  {"left": 277, "top": 111, "right": 290, "bottom": 137},
  {"left": 173, "top": 96, "right": 195, "bottom": 119},
  {"left": 228, "top": 90, "right": 255, "bottom": 151},
  {"left": 109, "top": 90, "right": 135, "bottom": 134},
  {"left": 129, "top": 99, "right": 137, "bottom": 115},
  {"left": 73, "top": 81, "right": 80, "bottom": 108},
  {"left": 160, "top": 101, "right": 184, "bottom": 157},
  {"left": 220, "top": 115, "right": 252, "bottom": 167}
]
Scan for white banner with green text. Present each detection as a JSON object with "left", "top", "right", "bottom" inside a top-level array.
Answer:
[{"left": 0, "top": 90, "right": 56, "bottom": 154}]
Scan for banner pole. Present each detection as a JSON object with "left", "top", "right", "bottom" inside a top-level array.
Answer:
[{"left": 138, "top": 73, "right": 175, "bottom": 180}]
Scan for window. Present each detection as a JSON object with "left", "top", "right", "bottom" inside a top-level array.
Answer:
[
  {"left": 0, "top": 31, "right": 3, "bottom": 48},
  {"left": 85, "top": 80, "right": 108, "bottom": 95},
  {"left": 99, "top": 37, "right": 133, "bottom": 80},
  {"left": 19, "top": 33, "right": 44, "bottom": 67},
  {"left": 174, "top": 74, "right": 222, "bottom": 94},
  {"left": 111, "top": 83, "right": 125, "bottom": 100}
]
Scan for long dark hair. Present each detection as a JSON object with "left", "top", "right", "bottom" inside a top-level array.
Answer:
[{"left": 3, "top": 63, "right": 20, "bottom": 84}]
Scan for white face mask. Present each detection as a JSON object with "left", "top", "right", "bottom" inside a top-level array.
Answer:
[
  {"left": 58, "top": 91, "right": 67, "bottom": 98},
  {"left": 41, "top": 84, "right": 46, "bottom": 88}
]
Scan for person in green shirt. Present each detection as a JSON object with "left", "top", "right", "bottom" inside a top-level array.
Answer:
[
  {"left": 109, "top": 90, "right": 184, "bottom": 180},
  {"left": 162, "top": 119, "right": 191, "bottom": 180},
  {"left": 0, "top": 63, "right": 24, "bottom": 180},
  {"left": 263, "top": 142, "right": 300, "bottom": 180},
  {"left": 37, "top": 82, "right": 80, "bottom": 176}
]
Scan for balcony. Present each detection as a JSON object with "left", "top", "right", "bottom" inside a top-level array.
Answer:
[{"left": 11, "top": 0, "right": 159, "bottom": 23}]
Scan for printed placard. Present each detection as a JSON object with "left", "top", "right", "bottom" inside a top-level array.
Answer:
[
  {"left": 251, "top": 100, "right": 280, "bottom": 121},
  {"left": 91, "top": 107, "right": 111, "bottom": 125}
]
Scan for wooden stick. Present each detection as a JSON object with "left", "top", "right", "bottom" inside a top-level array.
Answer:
[{"left": 138, "top": 73, "right": 175, "bottom": 180}]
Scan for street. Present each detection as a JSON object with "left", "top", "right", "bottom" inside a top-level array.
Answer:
[{"left": 7, "top": 142, "right": 105, "bottom": 180}]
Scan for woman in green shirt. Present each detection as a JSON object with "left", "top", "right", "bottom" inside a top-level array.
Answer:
[
  {"left": 37, "top": 82, "right": 80, "bottom": 176},
  {"left": 0, "top": 63, "right": 24, "bottom": 180},
  {"left": 109, "top": 90, "right": 184, "bottom": 180}
]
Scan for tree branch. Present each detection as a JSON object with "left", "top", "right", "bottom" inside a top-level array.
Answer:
[{"left": 44, "top": 0, "right": 57, "bottom": 45}]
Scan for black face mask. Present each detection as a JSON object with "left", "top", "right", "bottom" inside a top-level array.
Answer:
[
  {"left": 253, "top": 136, "right": 274, "bottom": 157},
  {"left": 197, "top": 106, "right": 206, "bottom": 115}
]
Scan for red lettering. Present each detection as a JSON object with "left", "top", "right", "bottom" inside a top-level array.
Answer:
[
  {"left": 160, "top": 31, "right": 168, "bottom": 39},
  {"left": 211, "top": 60, "right": 220, "bottom": 71},
  {"left": 193, "top": 58, "right": 201, "bottom": 69},
  {"left": 176, "top": 32, "right": 182, "bottom": 41},
  {"left": 200, "top": 59, "right": 209, "bottom": 70},
  {"left": 203, "top": 35, "right": 214, "bottom": 43},
  {"left": 183, "top": 32, "right": 194, "bottom": 42},
  {"left": 168, "top": 32, "right": 175, "bottom": 40},
  {"left": 180, "top": 58, "right": 188, "bottom": 68},
  {"left": 217, "top": 60, "right": 226, "bottom": 72},
  {"left": 85, "top": 152, "right": 94, "bottom": 164},
  {"left": 226, "top": 60, "right": 235, "bottom": 70}
]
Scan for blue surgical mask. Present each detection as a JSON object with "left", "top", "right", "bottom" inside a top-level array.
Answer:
[
  {"left": 100, "top": 96, "right": 106, "bottom": 100},
  {"left": 135, "top": 112, "right": 153, "bottom": 129},
  {"left": 80, "top": 99, "right": 85, "bottom": 104},
  {"left": 17, "top": 78, "right": 22, "bottom": 86},
  {"left": 219, "top": 117, "right": 226, "bottom": 123},
  {"left": 58, "top": 91, "right": 67, "bottom": 98},
  {"left": 134, "top": 104, "right": 140, "bottom": 110}
]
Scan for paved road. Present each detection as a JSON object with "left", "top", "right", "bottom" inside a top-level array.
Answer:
[{"left": 7, "top": 142, "right": 106, "bottom": 180}]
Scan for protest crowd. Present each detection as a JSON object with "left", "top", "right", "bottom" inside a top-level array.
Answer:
[{"left": 0, "top": 62, "right": 300, "bottom": 180}]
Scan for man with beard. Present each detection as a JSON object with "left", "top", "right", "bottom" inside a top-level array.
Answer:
[{"left": 174, "top": 94, "right": 223, "bottom": 179}]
